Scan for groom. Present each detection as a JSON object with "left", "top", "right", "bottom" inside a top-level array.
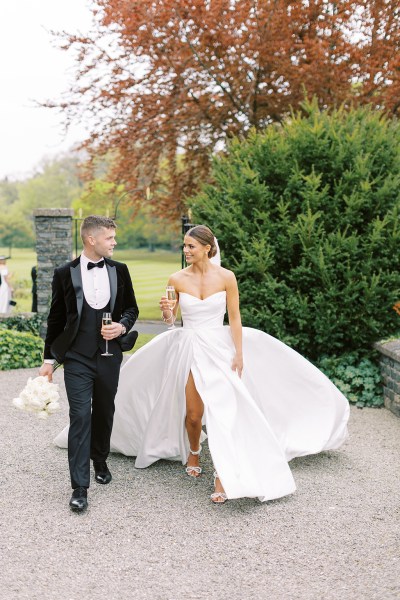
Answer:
[{"left": 39, "top": 215, "right": 139, "bottom": 512}]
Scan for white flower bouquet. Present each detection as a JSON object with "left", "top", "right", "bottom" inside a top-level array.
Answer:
[{"left": 12, "top": 376, "right": 61, "bottom": 419}]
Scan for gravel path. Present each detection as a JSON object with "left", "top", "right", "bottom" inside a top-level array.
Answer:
[
  {"left": 1, "top": 366, "right": 399, "bottom": 600},
  {"left": 135, "top": 320, "right": 166, "bottom": 335}
]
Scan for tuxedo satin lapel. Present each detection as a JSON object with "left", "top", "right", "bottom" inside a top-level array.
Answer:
[
  {"left": 70, "top": 264, "right": 83, "bottom": 318},
  {"left": 107, "top": 263, "right": 117, "bottom": 312}
]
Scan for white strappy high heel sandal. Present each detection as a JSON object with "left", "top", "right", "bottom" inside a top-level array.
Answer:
[
  {"left": 211, "top": 471, "right": 228, "bottom": 504},
  {"left": 185, "top": 446, "right": 202, "bottom": 478}
]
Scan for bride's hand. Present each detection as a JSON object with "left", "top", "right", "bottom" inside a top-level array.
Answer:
[
  {"left": 159, "top": 295, "right": 176, "bottom": 313},
  {"left": 159, "top": 296, "right": 171, "bottom": 311},
  {"left": 231, "top": 354, "right": 243, "bottom": 378},
  {"left": 159, "top": 295, "right": 175, "bottom": 324}
]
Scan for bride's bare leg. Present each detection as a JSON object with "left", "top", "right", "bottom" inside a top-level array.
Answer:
[
  {"left": 185, "top": 372, "right": 227, "bottom": 500},
  {"left": 185, "top": 371, "right": 204, "bottom": 477}
]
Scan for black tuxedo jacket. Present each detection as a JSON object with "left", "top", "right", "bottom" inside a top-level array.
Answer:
[{"left": 44, "top": 256, "right": 139, "bottom": 363}]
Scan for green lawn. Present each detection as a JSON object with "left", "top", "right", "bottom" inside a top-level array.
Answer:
[
  {"left": 1, "top": 247, "right": 181, "bottom": 319},
  {"left": 127, "top": 333, "right": 155, "bottom": 354}
]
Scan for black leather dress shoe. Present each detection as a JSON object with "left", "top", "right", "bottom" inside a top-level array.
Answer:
[
  {"left": 69, "top": 487, "right": 88, "bottom": 512},
  {"left": 93, "top": 461, "right": 112, "bottom": 484}
]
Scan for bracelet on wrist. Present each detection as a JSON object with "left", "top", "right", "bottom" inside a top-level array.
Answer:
[{"left": 162, "top": 308, "right": 175, "bottom": 324}]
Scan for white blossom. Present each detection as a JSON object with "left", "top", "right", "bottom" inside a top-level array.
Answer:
[
  {"left": 11, "top": 376, "right": 61, "bottom": 419},
  {"left": 12, "top": 397, "right": 25, "bottom": 410}
]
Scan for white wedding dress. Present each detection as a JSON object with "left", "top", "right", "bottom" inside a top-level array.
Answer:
[{"left": 55, "top": 291, "right": 349, "bottom": 502}]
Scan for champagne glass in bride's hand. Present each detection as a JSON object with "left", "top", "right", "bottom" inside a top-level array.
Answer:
[
  {"left": 165, "top": 286, "right": 177, "bottom": 330},
  {"left": 101, "top": 312, "right": 113, "bottom": 356}
]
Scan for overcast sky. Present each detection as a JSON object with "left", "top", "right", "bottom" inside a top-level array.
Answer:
[{"left": 0, "top": 0, "right": 94, "bottom": 180}]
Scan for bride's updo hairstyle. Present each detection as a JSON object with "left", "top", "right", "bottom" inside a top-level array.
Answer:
[{"left": 186, "top": 225, "right": 218, "bottom": 259}]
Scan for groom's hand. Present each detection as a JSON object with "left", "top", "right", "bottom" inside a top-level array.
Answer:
[
  {"left": 101, "top": 321, "right": 124, "bottom": 340},
  {"left": 39, "top": 363, "right": 54, "bottom": 382}
]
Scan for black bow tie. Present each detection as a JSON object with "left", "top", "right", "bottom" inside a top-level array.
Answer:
[{"left": 87, "top": 260, "right": 105, "bottom": 270}]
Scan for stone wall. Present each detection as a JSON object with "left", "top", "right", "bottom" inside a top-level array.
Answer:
[
  {"left": 374, "top": 340, "right": 400, "bottom": 417},
  {"left": 34, "top": 209, "right": 74, "bottom": 320}
]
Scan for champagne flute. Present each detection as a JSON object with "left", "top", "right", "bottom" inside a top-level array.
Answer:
[
  {"left": 165, "top": 286, "right": 177, "bottom": 330},
  {"left": 101, "top": 312, "right": 113, "bottom": 356}
]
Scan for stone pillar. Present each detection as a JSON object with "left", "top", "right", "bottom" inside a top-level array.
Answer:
[
  {"left": 374, "top": 340, "right": 400, "bottom": 417},
  {"left": 34, "top": 209, "right": 74, "bottom": 320}
]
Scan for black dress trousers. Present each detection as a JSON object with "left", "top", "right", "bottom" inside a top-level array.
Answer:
[{"left": 64, "top": 349, "right": 122, "bottom": 489}]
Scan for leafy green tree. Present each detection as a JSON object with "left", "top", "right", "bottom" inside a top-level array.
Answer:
[
  {"left": 191, "top": 100, "right": 400, "bottom": 359},
  {"left": 72, "top": 179, "right": 180, "bottom": 249},
  {"left": 0, "top": 178, "right": 19, "bottom": 206},
  {"left": 0, "top": 154, "right": 84, "bottom": 248},
  {"left": 0, "top": 211, "right": 34, "bottom": 247},
  {"left": 17, "top": 155, "right": 83, "bottom": 214},
  {"left": 1, "top": 150, "right": 180, "bottom": 250}
]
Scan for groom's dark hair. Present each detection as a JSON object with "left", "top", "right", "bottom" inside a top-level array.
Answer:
[{"left": 81, "top": 215, "right": 117, "bottom": 242}]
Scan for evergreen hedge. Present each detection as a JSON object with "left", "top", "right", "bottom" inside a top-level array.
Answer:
[
  {"left": 0, "top": 329, "right": 43, "bottom": 370},
  {"left": 191, "top": 100, "right": 400, "bottom": 361},
  {"left": 0, "top": 313, "right": 44, "bottom": 337}
]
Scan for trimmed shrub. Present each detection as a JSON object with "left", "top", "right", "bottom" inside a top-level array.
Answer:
[
  {"left": 0, "top": 329, "right": 43, "bottom": 370},
  {"left": 191, "top": 100, "right": 400, "bottom": 360},
  {"left": 0, "top": 313, "right": 44, "bottom": 337}
]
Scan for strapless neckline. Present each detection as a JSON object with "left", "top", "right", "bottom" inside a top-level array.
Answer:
[{"left": 179, "top": 291, "right": 226, "bottom": 302}]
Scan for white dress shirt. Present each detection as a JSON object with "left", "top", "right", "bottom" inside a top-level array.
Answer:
[
  {"left": 44, "top": 253, "right": 111, "bottom": 365},
  {"left": 80, "top": 252, "right": 111, "bottom": 309}
]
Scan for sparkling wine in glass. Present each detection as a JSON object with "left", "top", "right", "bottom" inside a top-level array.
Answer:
[
  {"left": 165, "top": 286, "right": 177, "bottom": 330},
  {"left": 101, "top": 312, "right": 113, "bottom": 356}
]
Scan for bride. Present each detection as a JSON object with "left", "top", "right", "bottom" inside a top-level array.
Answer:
[{"left": 55, "top": 225, "right": 350, "bottom": 504}]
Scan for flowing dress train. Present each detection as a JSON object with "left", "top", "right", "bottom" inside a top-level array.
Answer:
[{"left": 55, "top": 291, "right": 349, "bottom": 502}]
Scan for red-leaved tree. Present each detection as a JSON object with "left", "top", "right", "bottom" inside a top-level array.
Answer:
[{"left": 50, "top": 0, "right": 400, "bottom": 219}]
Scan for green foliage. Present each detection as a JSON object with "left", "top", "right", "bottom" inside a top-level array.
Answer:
[
  {"left": 17, "top": 155, "right": 83, "bottom": 212},
  {"left": 191, "top": 100, "right": 400, "bottom": 359},
  {"left": 0, "top": 151, "right": 180, "bottom": 251},
  {"left": 0, "top": 208, "right": 35, "bottom": 248},
  {"left": 72, "top": 180, "right": 181, "bottom": 250},
  {"left": 125, "top": 333, "right": 155, "bottom": 354},
  {"left": 0, "top": 329, "right": 43, "bottom": 370},
  {"left": 317, "top": 353, "right": 383, "bottom": 408},
  {"left": 0, "top": 313, "right": 44, "bottom": 336},
  {"left": 0, "top": 154, "right": 83, "bottom": 248}
]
